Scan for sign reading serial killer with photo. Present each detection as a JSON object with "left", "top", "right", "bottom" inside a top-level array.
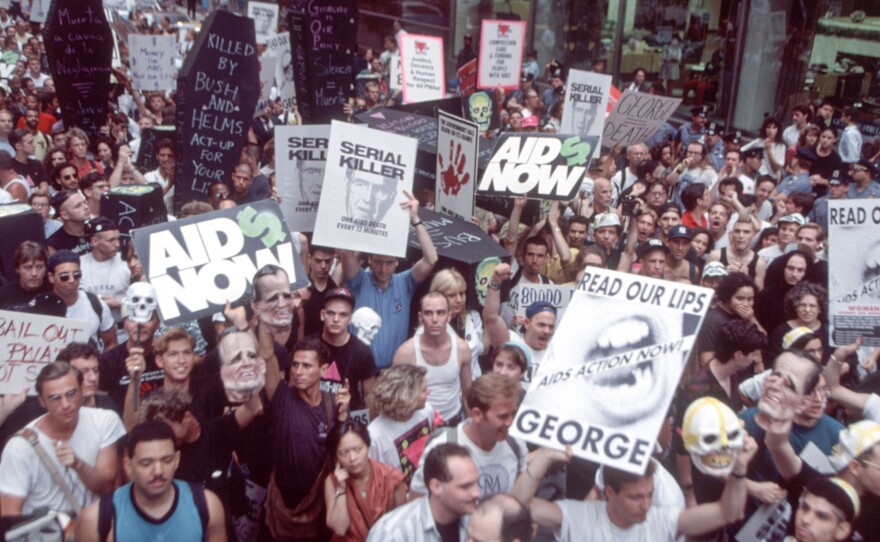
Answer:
[
  {"left": 561, "top": 69, "right": 612, "bottom": 158},
  {"left": 510, "top": 268, "right": 711, "bottom": 474},
  {"left": 312, "top": 121, "right": 416, "bottom": 257},
  {"left": 131, "top": 201, "right": 308, "bottom": 326},
  {"left": 275, "top": 124, "right": 329, "bottom": 232}
]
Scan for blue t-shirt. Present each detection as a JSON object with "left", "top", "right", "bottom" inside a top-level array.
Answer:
[
  {"left": 112, "top": 480, "right": 203, "bottom": 540},
  {"left": 347, "top": 268, "right": 416, "bottom": 369}
]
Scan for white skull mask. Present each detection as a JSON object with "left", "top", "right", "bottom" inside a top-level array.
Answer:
[
  {"left": 682, "top": 397, "right": 744, "bottom": 477},
  {"left": 124, "top": 282, "right": 158, "bottom": 324},
  {"left": 469, "top": 92, "right": 492, "bottom": 132},
  {"left": 351, "top": 307, "right": 381, "bottom": 346}
]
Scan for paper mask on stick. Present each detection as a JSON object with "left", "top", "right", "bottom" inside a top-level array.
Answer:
[
  {"left": 124, "top": 282, "right": 157, "bottom": 324},
  {"left": 352, "top": 307, "right": 381, "bottom": 345},
  {"left": 682, "top": 397, "right": 744, "bottom": 476}
]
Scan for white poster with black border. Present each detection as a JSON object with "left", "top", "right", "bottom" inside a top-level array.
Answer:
[
  {"left": 828, "top": 199, "right": 880, "bottom": 347},
  {"left": 561, "top": 69, "right": 612, "bottom": 157},
  {"left": 477, "top": 133, "right": 597, "bottom": 200},
  {"left": 510, "top": 267, "right": 712, "bottom": 474},
  {"left": 247, "top": 1, "right": 279, "bottom": 44},
  {"left": 312, "top": 121, "right": 416, "bottom": 257},
  {"left": 602, "top": 90, "right": 682, "bottom": 148},
  {"left": 264, "top": 32, "right": 297, "bottom": 111},
  {"left": 399, "top": 33, "right": 445, "bottom": 104},
  {"left": 274, "top": 124, "right": 329, "bottom": 232},
  {"left": 128, "top": 34, "right": 177, "bottom": 91},
  {"left": 477, "top": 20, "right": 525, "bottom": 90},
  {"left": 435, "top": 111, "right": 479, "bottom": 221}
]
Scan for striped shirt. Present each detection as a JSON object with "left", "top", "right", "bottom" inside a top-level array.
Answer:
[{"left": 366, "top": 495, "right": 469, "bottom": 541}]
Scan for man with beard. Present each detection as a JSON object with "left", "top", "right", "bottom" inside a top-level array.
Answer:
[
  {"left": 394, "top": 292, "right": 472, "bottom": 426},
  {"left": 707, "top": 218, "right": 766, "bottom": 288},
  {"left": 23, "top": 107, "right": 51, "bottom": 162},
  {"left": 0, "top": 240, "right": 50, "bottom": 310}
]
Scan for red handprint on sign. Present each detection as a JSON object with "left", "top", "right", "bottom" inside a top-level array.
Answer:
[{"left": 438, "top": 140, "right": 470, "bottom": 196}]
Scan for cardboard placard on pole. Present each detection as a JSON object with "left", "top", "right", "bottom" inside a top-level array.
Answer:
[
  {"left": 603, "top": 90, "right": 682, "bottom": 148},
  {"left": 561, "top": 69, "right": 612, "bottom": 156},
  {"left": 435, "top": 111, "right": 478, "bottom": 221},
  {"left": 128, "top": 34, "right": 177, "bottom": 91},
  {"left": 247, "top": 1, "right": 279, "bottom": 44},
  {"left": 274, "top": 124, "right": 330, "bottom": 232},
  {"left": 477, "top": 20, "right": 525, "bottom": 90},
  {"left": 399, "top": 34, "right": 445, "bottom": 104}
]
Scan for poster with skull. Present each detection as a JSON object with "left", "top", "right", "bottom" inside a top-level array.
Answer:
[{"left": 465, "top": 90, "right": 500, "bottom": 135}]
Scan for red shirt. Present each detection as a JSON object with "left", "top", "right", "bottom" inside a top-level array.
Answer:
[{"left": 682, "top": 211, "right": 706, "bottom": 229}]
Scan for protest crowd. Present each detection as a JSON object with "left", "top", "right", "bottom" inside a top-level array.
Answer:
[{"left": 1, "top": 1, "right": 880, "bottom": 542}]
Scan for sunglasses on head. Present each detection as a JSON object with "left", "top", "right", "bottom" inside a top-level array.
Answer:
[{"left": 57, "top": 271, "right": 82, "bottom": 282}]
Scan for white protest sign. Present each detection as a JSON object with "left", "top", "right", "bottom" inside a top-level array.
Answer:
[
  {"left": 128, "top": 34, "right": 177, "bottom": 91},
  {"left": 399, "top": 34, "right": 445, "bottom": 104},
  {"left": 312, "top": 121, "right": 417, "bottom": 257},
  {"left": 603, "top": 90, "right": 682, "bottom": 147},
  {"left": 561, "top": 69, "right": 612, "bottom": 157},
  {"left": 0, "top": 311, "right": 91, "bottom": 394},
  {"left": 435, "top": 111, "right": 479, "bottom": 221},
  {"left": 510, "top": 283, "right": 575, "bottom": 321},
  {"left": 828, "top": 200, "right": 880, "bottom": 347},
  {"left": 275, "top": 124, "right": 329, "bottom": 232},
  {"left": 388, "top": 52, "right": 403, "bottom": 90},
  {"left": 254, "top": 55, "right": 278, "bottom": 117},
  {"left": 478, "top": 20, "right": 525, "bottom": 90},
  {"left": 510, "top": 268, "right": 712, "bottom": 474},
  {"left": 247, "top": 1, "right": 279, "bottom": 44},
  {"left": 265, "top": 32, "right": 296, "bottom": 111}
]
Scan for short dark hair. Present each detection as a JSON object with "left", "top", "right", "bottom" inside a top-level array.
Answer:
[
  {"left": 680, "top": 183, "right": 706, "bottom": 212},
  {"left": 310, "top": 245, "right": 335, "bottom": 257},
  {"left": 636, "top": 160, "right": 660, "bottom": 181},
  {"left": 56, "top": 342, "right": 100, "bottom": 363},
  {"left": 792, "top": 104, "right": 811, "bottom": 116},
  {"left": 423, "top": 443, "right": 472, "bottom": 495},
  {"left": 127, "top": 420, "right": 177, "bottom": 458},
  {"left": 568, "top": 215, "right": 590, "bottom": 231},
  {"left": 79, "top": 171, "right": 107, "bottom": 192},
  {"left": 788, "top": 192, "right": 815, "bottom": 216},
  {"left": 715, "top": 272, "right": 755, "bottom": 304},
  {"left": 784, "top": 282, "right": 827, "bottom": 319},
  {"left": 715, "top": 321, "right": 767, "bottom": 362},
  {"left": 523, "top": 236, "right": 549, "bottom": 253},
  {"left": 140, "top": 388, "right": 192, "bottom": 423},
  {"left": 252, "top": 264, "right": 288, "bottom": 301},
  {"left": 292, "top": 336, "right": 330, "bottom": 367},
  {"left": 326, "top": 419, "right": 371, "bottom": 460},
  {"left": 9, "top": 127, "right": 28, "bottom": 149},
  {"left": 755, "top": 175, "right": 777, "bottom": 190},
  {"left": 604, "top": 461, "right": 656, "bottom": 493},
  {"left": 36, "top": 361, "right": 82, "bottom": 396},
  {"left": 13, "top": 240, "right": 47, "bottom": 268},
  {"left": 154, "top": 138, "right": 175, "bottom": 156},
  {"left": 719, "top": 176, "right": 744, "bottom": 196}
]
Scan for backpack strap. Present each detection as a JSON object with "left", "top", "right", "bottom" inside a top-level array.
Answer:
[
  {"left": 186, "top": 482, "right": 210, "bottom": 537},
  {"left": 13, "top": 429, "right": 83, "bottom": 515},
  {"left": 85, "top": 291, "right": 105, "bottom": 321},
  {"left": 97, "top": 492, "right": 115, "bottom": 542},
  {"left": 505, "top": 435, "right": 522, "bottom": 464}
]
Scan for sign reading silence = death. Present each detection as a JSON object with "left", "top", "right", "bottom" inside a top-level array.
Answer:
[{"left": 477, "top": 133, "right": 597, "bottom": 200}]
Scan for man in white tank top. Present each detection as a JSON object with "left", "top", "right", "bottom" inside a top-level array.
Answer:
[{"left": 393, "top": 291, "right": 472, "bottom": 426}]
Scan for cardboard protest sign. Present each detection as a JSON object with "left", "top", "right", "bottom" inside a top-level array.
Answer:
[
  {"left": 128, "top": 34, "right": 176, "bottom": 91},
  {"left": 828, "top": 200, "right": 880, "bottom": 346},
  {"left": 131, "top": 200, "right": 308, "bottom": 326},
  {"left": 0, "top": 204, "right": 44, "bottom": 283},
  {"left": 135, "top": 126, "right": 176, "bottom": 170},
  {"left": 176, "top": 10, "right": 260, "bottom": 205},
  {"left": 274, "top": 124, "right": 329, "bottom": 232},
  {"left": 510, "top": 268, "right": 711, "bottom": 474},
  {"left": 464, "top": 90, "right": 500, "bottom": 135},
  {"left": 254, "top": 55, "right": 278, "bottom": 117},
  {"left": 603, "top": 90, "right": 682, "bottom": 148},
  {"left": 264, "top": 32, "right": 296, "bottom": 111},
  {"left": 312, "top": 121, "right": 416, "bottom": 258},
  {"left": 399, "top": 34, "right": 445, "bottom": 104},
  {"left": 478, "top": 133, "right": 596, "bottom": 201},
  {"left": 406, "top": 209, "right": 509, "bottom": 311},
  {"left": 478, "top": 20, "right": 525, "bottom": 90},
  {"left": 388, "top": 52, "right": 402, "bottom": 90},
  {"left": 436, "top": 111, "right": 478, "bottom": 221},
  {"left": 100, "top": 185, "right": 167, "bottom": 240},
  {"left": 247, "top": 1, "right": 279, "bottom": 44},
  {"left": 0, "top": 311, "right": 91, "bottom": 394},
  {"left": 457, "top": 58, "right": 477, "bottom": 97},
  {"left": 43, "top": 0, "right": 114, "bottom": 140},
  {"left": 287, "top": 0, "right": 358, "bottom": 124},
  {"left": 509, "top": 283, "right": 574, "bottom": 320},
  {"left": 561, "top": 69, "right": 612, "bottom": 156},
  {"left": 356, "top": 108, "right": 440, "bottom": 192}
]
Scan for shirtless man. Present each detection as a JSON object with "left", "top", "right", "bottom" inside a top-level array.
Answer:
[
  {"left": 664, "top": 225, "right": 699, "bottom": 284},
  {"left": 707, "top": 218, "right": 766, "bottom": 289}
]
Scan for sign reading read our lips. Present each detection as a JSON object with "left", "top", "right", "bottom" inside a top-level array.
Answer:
[{"left": 510, "top": 267, "right": 711, "bottom": 474}]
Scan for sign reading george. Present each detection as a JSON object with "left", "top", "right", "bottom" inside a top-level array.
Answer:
[
  {"left": 436, "top": 111, "right": 479, "bottom": 221},
  {"left": 510, "top": 268, "right": 711, "bottom": 474},
  {"left": 603, "top": 90, "right": 682, "bottom": 147},
  {"left": 477, "top": 20, "right": 525, "bottom": 90},
  {"left": 0, "top": 311, "right": 90, "bottom": 395},
  {"left": 312, "top": 121, "right": 416, "bottom": 257},
  {"left": 275, "top": 124, "right": 330, "bottom": 232},
  {"left": 561, "top": 69, "right": 612, "bottom": 157},
  {"left": 131, "top": 201, "right": 308, "bottom": 326},
  {"left": 478, "top": 133, "right": 596, "bottom": 200},
  {"left": 43, "top": 0, "right": 114, "bottom": 141},
  {"left": 399, "top": 33, "right": 445, "bottom": 104},
  {"left": 129, "top": 34, "right": 177, "bottom": 91},
  {"left": 176, "top": 10, "right": 260, "bottom": 205},
  {"left": 828, "top": 200, "right": 880, "bottom": 347}
]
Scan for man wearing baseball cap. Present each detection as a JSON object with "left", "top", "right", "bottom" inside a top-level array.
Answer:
[
  {"left": 705, "top": 121, "right": 725, "bottom": 171},
  {"left": 635, "top": 238, "right": 669, "bottom": 279},
  {"left": 787, "top": 477, "right": 860, "bottom": 542},
  {"left": 674, "top": 105, "right": 708, "bottom": 155},
  {"left": 310, "top": 287, "right": 378, "bottom": 412},
  {"left": 847, "top": 159, "right": 880, "bottom": 199},
  {"left": 665, "top": 225, "right": 700, "bottom": 284},
  {"left": 810, "top": 169, "right": 849, "bottom": 233}
]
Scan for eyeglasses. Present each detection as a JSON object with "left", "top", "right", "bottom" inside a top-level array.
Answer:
[
  {"left": 56, "top": 271, "right": 82, "bottom": 282},
  {"left": 810, "top": 385, "right": 831, "bottom": 399},
  {"left": 215, "top": 192, "right": 230, "bottom": 199}
]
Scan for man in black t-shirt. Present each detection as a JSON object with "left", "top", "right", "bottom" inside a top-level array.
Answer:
[
  {"left": 0, "top": 240, "right": 50, "bottom": 310},
  {"left": 47, "top": 190, "right": 92, "bottom": 256},
  {"left": 310, "top": 287, "right": 377, "bottom": 413},
  {"left": 99, "top": 310, "right": 163, "bottom": 412},
  {"left": 302, "top": 245, "right": 338, "bottom": 337},
  {"left": 10, "top": 127, "right": 46, "bottom": 190}
]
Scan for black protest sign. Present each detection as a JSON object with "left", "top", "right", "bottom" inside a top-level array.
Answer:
[
  {"left": 176, "top": 10, "right": 260, "bottom": 204},
  {"left": 406, "top": 208, "right": 509, "bottom": 311},
  {"left": 464, "top": 90, "right": 500, "bottom": 134},
  {"left": 287, "top": 0, "right": 358, "bottom": 124},
  {"left": 135, "top": 127, "right": 176, "bottom": 171},
  {"left": 355, "top": 108, "right": 439, "bottom": 192},
  {"left": 131, "top": 200, "right": 308, "bottom": 326},
  {"left": 100, "top": 185, "right": 167, "bottom": 240},
  {"left": 393, "top": 96, "right": 464, "bottom": 119},
  {"left": 477, "top": 133, "right": 596, "bottom": 200},
  {"left": 0, "top": 204, "right": 44, "bottom": 282},
  {"left": 43, "top": 0, "right": 113, "bottom": 140}
]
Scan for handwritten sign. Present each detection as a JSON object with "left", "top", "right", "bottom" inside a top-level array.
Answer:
[
  {"left": 100, "top": 185, "right": 167, "bottom": 241},
  {"left": 275, "top": 124, "right": 329, "bottom": 232},
  {"left": 176, "top": 10, "right": 260, "bottom": 204},
  {"left": 603, "top": 90, "right": 682, "bottom": 147},
  {"left": 0, "top": 311, "right": 91, "bottom": 394},
  {"left": 129, "top": 34, "right": 177, "bottom": 91},
  {"left": 43, "top": 0, "right": 114, "bottom": 140},
  {"left": 287, "top": 0, "right": 358, "bottom": 124},
  {"left": 399, "top": 34, "right": 445, "bottom": 104},
  {"left": 435, "top": 111, "right": 478, "bottom": 221},
  {"left": 477, "top": 20, "right": 525, "bottom": 90},
  {"left": 561, "top": 69, "right": 612, "bottom": 158},
  {"left": 247, "top": 1, "right": 279, "bottom": 44}
]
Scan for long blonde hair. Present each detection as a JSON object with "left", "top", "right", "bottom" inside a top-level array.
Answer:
[{"left": 430, "top": 268, "right": 468, "bottom": 337}]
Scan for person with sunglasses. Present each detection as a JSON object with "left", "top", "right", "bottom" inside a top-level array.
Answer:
[
  {"left": 847, "top": 159, "right": 880, "bottom": 200},
  {"left": 207, "top": 181, "right": 231, "bottom": 210},
  {"left": 47, "top": 250, "right": 116, "bottom": 351}
]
